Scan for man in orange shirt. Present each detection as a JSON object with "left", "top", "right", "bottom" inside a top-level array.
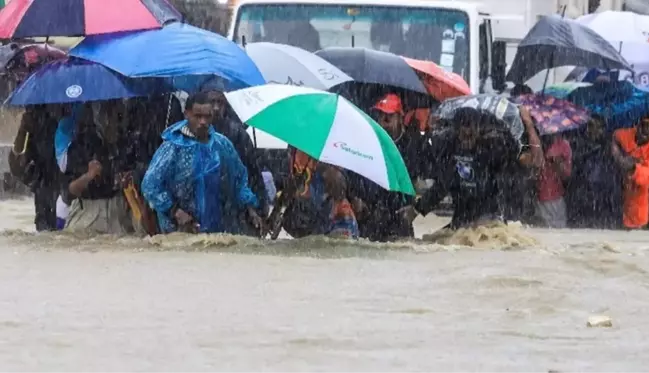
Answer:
[{"left": 612, "top": 118, "right": 649, "bottom": 229}]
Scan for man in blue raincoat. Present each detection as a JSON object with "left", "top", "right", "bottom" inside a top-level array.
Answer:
[{"left": 141, "top": 92, "right": 263, "bottom": 234}]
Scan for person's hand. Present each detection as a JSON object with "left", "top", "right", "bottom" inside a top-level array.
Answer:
[
  {"left": 397, "top": 205, "right": 419, "bottom": 225},
  {"left": 518, "top": 151, "right": 536, "bottom": 167},
  {"left": 87, "top": 160, "right": 103, "bottom": 179},
  {"left": 174, "top": 208, "right": 194, "bottom": 226},
  {"left": 116, "top": 171, "right": 133, "bottom": 189},
  {"left": 173, "top": 208, "right": 200, "bottom": 233},
  {"left": 247, "top": 206, "right": 265, "bottom": 235}
]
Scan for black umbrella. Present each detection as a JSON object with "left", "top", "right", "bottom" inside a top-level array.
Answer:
[
  {"left": 315, "top": 47, "right": 432, "bottom": 110},
  {"left": 315, "top": 47, "right": 427, "bottom": 94},
  {"left": 506, "top": 15, "right": 633, "bottom": 84}
]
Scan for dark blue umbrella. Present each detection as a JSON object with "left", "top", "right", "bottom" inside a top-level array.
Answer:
[
  {"left": 70, "top": 22, "right": 265, "bottom": 92},
  {"left": 506, "top": 15, "right": 633, "bottom": 83},
  {"left": 566, "top": 80, "right": 649, "bottom": 130},
  {"left": 6, "top": 58, "right": 172, "bottom": 105}
]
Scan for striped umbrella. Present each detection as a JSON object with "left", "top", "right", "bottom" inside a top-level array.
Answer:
[
  {"left": 0, "top": 0, "right": 180, "bottom": 38},
  {"left": 225, "top": 85, "right": 415, "bottom": 195}
]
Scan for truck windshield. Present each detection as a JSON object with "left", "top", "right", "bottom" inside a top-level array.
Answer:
[{"left": 233, "top": 4, "right": 470, "bottom": 81}]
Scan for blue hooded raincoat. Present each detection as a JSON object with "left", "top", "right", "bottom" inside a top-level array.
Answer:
[{"left": 142, "top": 120, "right": 258, "bottom": 234}]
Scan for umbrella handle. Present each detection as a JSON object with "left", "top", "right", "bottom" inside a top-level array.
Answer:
[{"left": 13, "top": 131, "right": 29, "bottom": 155}]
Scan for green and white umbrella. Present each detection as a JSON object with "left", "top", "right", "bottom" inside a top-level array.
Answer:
[{"left": 224, "top": 85, "right": 415, "bottom": 195}]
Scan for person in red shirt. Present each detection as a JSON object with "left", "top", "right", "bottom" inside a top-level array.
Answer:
[{"left": 535, "top": 134, "right": 572, "bottom": 228}]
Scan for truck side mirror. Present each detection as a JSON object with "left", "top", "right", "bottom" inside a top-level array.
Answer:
[{"left": 491, "top": 40, "right": 507, "bottom": 92}]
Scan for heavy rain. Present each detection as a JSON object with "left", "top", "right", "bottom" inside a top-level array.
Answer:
[{"left": 0, "top": 0, "right": 649, "bottom": 371}]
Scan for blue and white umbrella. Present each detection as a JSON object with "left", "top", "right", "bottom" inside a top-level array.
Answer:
[{"left": 6, "top": 58, "right": 170, "bottom": 105}]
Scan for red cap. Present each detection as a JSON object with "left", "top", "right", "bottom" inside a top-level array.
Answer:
[{"left": 373, "top": 94, "right": 403, "bottom": 114}]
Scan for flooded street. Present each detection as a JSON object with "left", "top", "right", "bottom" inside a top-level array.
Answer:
[{"left": 1, "top": 197, "right": 648, "bottom": 371}]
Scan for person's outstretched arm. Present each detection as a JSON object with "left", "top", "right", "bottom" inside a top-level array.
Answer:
[{"left": 519, "top": 106, "right": 544, "bottom": 168}]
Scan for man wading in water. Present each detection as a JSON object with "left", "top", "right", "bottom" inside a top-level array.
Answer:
[
  {"left": 349, "top": 94, "right": 429, "bottom": 241},
  {"left": 398, "top": 107, "right": 542, "bottom": 229},
  {"left": 142, "top": 92, "right": 263, "bottom": 234}
]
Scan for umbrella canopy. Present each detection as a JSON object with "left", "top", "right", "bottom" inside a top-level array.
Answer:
[
  {"left": 515, "top": 94, "right": 590, "bottom": 135},
  {"left": 0, "top": 0, "right": 180, "bottom": 38},
  {"left": 565, "top": 80, "right": 649, "bottom": 130},
  {"left": 543, "top": 82, "right": 593, "bottom": 99},
  {"left": 315, "top": 47, "right": 428, "bottom": 95},
  {"left": 0, "top": 43, "right": 66, "bottom": 81},
  {"left": 6, "top": 58, "right": 171, "bottom": 105},
  {"left": 245, "top": 42, "right": 352, "bottom": 90},
  {"left": 576, "top": 11, "right": 649, "bottom": 44},
  {"left": 435, "top": 94, "right": 525, "bottom": 150},
  {"left": 70, "top": 23, "right": 265, "bottom": 92},
  {"left": 506, "top": 15, "right": 633, "bottom": 83},
  {"left": 224, "top": 85, "right": 415, "bottom": 196},
  {"left": 402, "top": 57, "right": 471, "bottom": 101}
]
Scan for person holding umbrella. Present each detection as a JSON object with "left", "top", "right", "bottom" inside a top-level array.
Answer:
[
  {"left": 8, "top": 104, "right": 62, "bottom": 231},
  {"left": 63, "top": 101, "right": 135, "bottom": 234},
  {"left": 397, "top": 105, "right": 542, "bottom": 230},
  {"left": 280, "top": 148, "right": 359, "bottom": 239},
  {"left": 349, "top": 93, "right": 429, "bottom": 241}
]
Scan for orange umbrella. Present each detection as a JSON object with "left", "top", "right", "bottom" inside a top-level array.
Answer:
[{"left": 403, "top": 57, "right": 471, "bottom": 101}]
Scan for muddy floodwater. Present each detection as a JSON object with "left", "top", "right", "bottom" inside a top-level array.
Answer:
[{"left": 0, "top": 197, "right": 648, "bottom": 371}]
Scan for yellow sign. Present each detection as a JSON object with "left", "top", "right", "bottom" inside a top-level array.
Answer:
[{"left": 346, "top": 7, "right": 360, "bottom": 16}]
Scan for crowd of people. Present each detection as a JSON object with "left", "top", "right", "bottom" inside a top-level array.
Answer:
[{"left": 7, "top": 81, "right": 649, "bottom": 241}]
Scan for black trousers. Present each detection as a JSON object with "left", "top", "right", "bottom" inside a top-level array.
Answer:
[{"left": 33, "top": 186, "right": 58, "bottom": 232}]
